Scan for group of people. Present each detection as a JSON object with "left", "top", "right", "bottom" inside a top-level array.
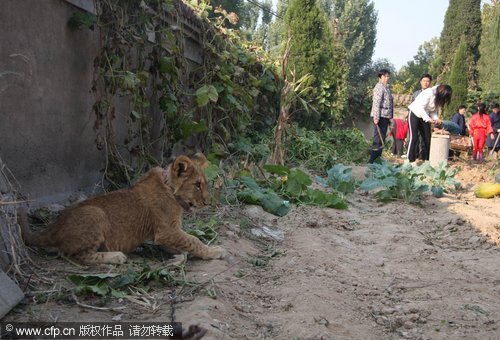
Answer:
[{"left": 369, "top": 69, "right": 500, "bottom": 164}]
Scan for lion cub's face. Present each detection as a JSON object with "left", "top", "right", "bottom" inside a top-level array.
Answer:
[{"left": 169, "top": 153, "right": 209, "bottom": 210}]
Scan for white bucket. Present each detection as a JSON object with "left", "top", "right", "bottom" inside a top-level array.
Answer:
[{"left": 429, "top": 134, "right": 450, "bottom": 167}]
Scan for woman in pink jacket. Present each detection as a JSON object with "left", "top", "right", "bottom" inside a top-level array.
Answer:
[{"left": 469, "top": 102, "right": 494, "bottom": 162}]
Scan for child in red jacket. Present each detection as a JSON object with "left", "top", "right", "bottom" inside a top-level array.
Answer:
[
  {"left": 469, "top": 102, "right": 494, "bottom": 162},
  {"left": 390, "top": 115, "right": 409, "bottom": 157}
]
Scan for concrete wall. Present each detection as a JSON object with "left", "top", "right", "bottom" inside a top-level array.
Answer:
[
  {"left": 0, "top": 0, "right": 206, "bottom": 205},
  {"left": 0, "top": 0, "right": 104, "bottom": 204}
]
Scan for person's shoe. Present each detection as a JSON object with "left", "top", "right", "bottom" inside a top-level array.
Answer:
[
  {"left": 478, "top": 153, "right": 484, "bottom": 163},
  {"left": 410, "top": 161, "right": 418, "bottom": 168},
  {"left": 472, "top": 153, "right": 477, "bottom": 161}
]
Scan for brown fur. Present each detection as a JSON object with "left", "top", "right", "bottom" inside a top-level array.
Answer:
[{"left": 19, "top": 153, "right": 226, "bottom": 264}]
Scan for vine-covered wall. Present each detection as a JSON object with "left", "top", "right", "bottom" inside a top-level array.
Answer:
[{"left": 91, "top": 0, "right": 281, "bottom": 187}]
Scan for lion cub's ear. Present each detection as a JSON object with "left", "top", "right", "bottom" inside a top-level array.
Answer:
[
  {"left": 173, "top": 156, "right": 194, "bottom": 177},
  {"left": 191, "top": 152, "right": 209, "bottom": 169}
]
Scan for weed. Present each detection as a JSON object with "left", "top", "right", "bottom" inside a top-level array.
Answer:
[
  {"left": 66, "top": 262, "right": 192, "bottom": 298},
  {"left": 185, "top": 217, "right": 220, "bottom": 245},
  {"left": 233, "top": 270, "right": 247, "bottom": 278},
  {"left": 246, "top": 246, "right": 285, "bottom": 267}
]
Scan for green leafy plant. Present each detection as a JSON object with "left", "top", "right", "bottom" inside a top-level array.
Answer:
[
  {"left": 67, "top": 12, "right": 97, "bottom": 30},
  {"left": 236, "top": 176, "right": 291, "bottom": 217},
  {"left": 67, "top": 272, "right": 121, "bottom": 297},
  {"left": 91, "top": 0, "right": 281, "bottom": 188},
  {"left": 322, "top": 163, "right": 357, "bottom": 194},
  {"left": 412, "top": 162, "right": 461, "bottom": 197},
  {"left": 360, "top": 161, "right": 429, "bottom": 205},
  {"left": 185, "top": 217, "right": 220, "bottom": 245},
  {"left": 284, "top": 125, "right": 369, "bottom": 171},
  {"left": 67, "top": 264, "right": 184, "bottom": 298},
  {"left": 195, "top": 85, "right": 219, "bottom": 107},
  {"left": 243, "top": 164, "right": 348, "bottom": 212}
]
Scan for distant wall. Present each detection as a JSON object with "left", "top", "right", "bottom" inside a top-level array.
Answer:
[
  {"left": 0, "top": 0, "right": 204, "bottom": 205},
  {"left": 393, "top": 94, "right": 412, "bottom": 108}
]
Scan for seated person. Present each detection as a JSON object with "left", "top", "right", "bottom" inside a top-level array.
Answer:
[{"left": 451, "top": 104, "right": 467, "bottom": 136}]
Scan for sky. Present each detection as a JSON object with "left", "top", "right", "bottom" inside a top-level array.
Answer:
[{"left": 371, "top": 0, "right": 448, "bottom": 70}]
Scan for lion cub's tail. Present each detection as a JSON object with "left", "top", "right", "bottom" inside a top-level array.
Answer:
[{"left": 17, "top": 207, "right": 54, "bottom": 247}]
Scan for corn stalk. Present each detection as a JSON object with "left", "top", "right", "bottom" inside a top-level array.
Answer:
[{"left": 271, "top": 33, "right": 314, "bottom": 165}]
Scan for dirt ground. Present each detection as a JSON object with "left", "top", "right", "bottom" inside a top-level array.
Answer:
[{"left": 3, "top": 159, "right": 500, "bottom": 340}]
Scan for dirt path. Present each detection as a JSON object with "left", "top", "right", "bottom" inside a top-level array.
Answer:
[
  {"left": 3, "top": 163, "right": 500, "bottom": 340},
  {"left": 179, "top": 191, "right": 499, "bottom": 340}
]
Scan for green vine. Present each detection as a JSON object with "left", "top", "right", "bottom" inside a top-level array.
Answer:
[{"left": 86, "top": 0, "right": 280, "bottom": 188}]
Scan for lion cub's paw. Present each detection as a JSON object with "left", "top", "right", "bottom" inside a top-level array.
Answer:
[
  {"left": 104, "top": 252, "right": 128, "bottom": 264},
  {"left": 208, "top": 246, "right": 227, "bottom": 259}
]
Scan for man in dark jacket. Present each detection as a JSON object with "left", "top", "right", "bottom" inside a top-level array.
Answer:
[
  {"left": 487, "top": 103, "right": 500, "bottom": 155},
  {"left": 451, "top": 105, "right": 467, "bottom": 136}
]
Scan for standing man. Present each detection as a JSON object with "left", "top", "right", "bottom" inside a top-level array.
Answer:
[
  {"left": 369, "top": 69, "right": 393, "bottom": 163},
  {"left": 409, "top": 74, "right": 433, "bottom": 160},
  {"left": 486, "top": 102, "right": 500, "bottom": 156}
]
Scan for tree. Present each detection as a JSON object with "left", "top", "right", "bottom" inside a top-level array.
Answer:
[
  {"left": 478, "top": 2, "right": 500, "bottom": 93},
  {"left": 267, "top": 0, "right": 290, "bottom": 56},
  {"left": 283, "top": 0, "right": 348, "bottom": 127},
  {"left": 329, "top": 0, "right": 378, "bottom": 82},
  {"left": 396, "top": 38, "right": 439, "bottom": 94},
  {"left": 435, "top": 0, "right": 482, "bottom": 87},
  {"left": 252, "top": 0, "right": 273, "bottom": 49},
  {"left": 316, "top": 0, "right": 377, "bottom": 122},
  {"left": 318, "top": 0, "right": 334, "bottom": 16},
  {"left": 446, "top": 37, "right": 468, "bottom": 118},
  {"left": 239, "top": 1, "right": 260, "bottom": 33}
]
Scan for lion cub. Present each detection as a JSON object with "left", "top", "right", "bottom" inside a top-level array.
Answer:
[{"left": 19, "top": 153, "right": 226, "bottom": 264}]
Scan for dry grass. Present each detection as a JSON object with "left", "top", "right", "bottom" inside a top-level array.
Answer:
[{"left": 0, "top": 157, "right": 48, "bottom": 285}]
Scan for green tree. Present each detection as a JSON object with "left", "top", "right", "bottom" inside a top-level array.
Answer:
[
  {"left": 478, "top": 2, "right": 500, "bottom": 93},
  {"left": 329, "top": 0, "right": 377, "bottom": 82},
  {"left": 316, "top": 0, "right": 378, "bottom": 122},
  {"left": 396, "top": 38, "right": 439, "bottom": 94},
  {"left": 267, "top": 0, "right": 290, "bottom": 56},
  {"left": 283, "top": 0, "right": 348, "bottom": 127},
  {"left": 318, "top": 0, "right": 334, "bottom": 16},
  {"left": 252, "top": 0, "right": 273, "bottom": 48},
  {"left": 446, "top": 37, "right": 468, "bottom": 118},
  {"left": 435, "top": 0, "right": 482, "bottom": 86}
]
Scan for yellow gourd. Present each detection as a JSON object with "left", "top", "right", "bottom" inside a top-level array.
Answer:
[{"left": 474, "top": 182, "right": 500, "bottom": 199}]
